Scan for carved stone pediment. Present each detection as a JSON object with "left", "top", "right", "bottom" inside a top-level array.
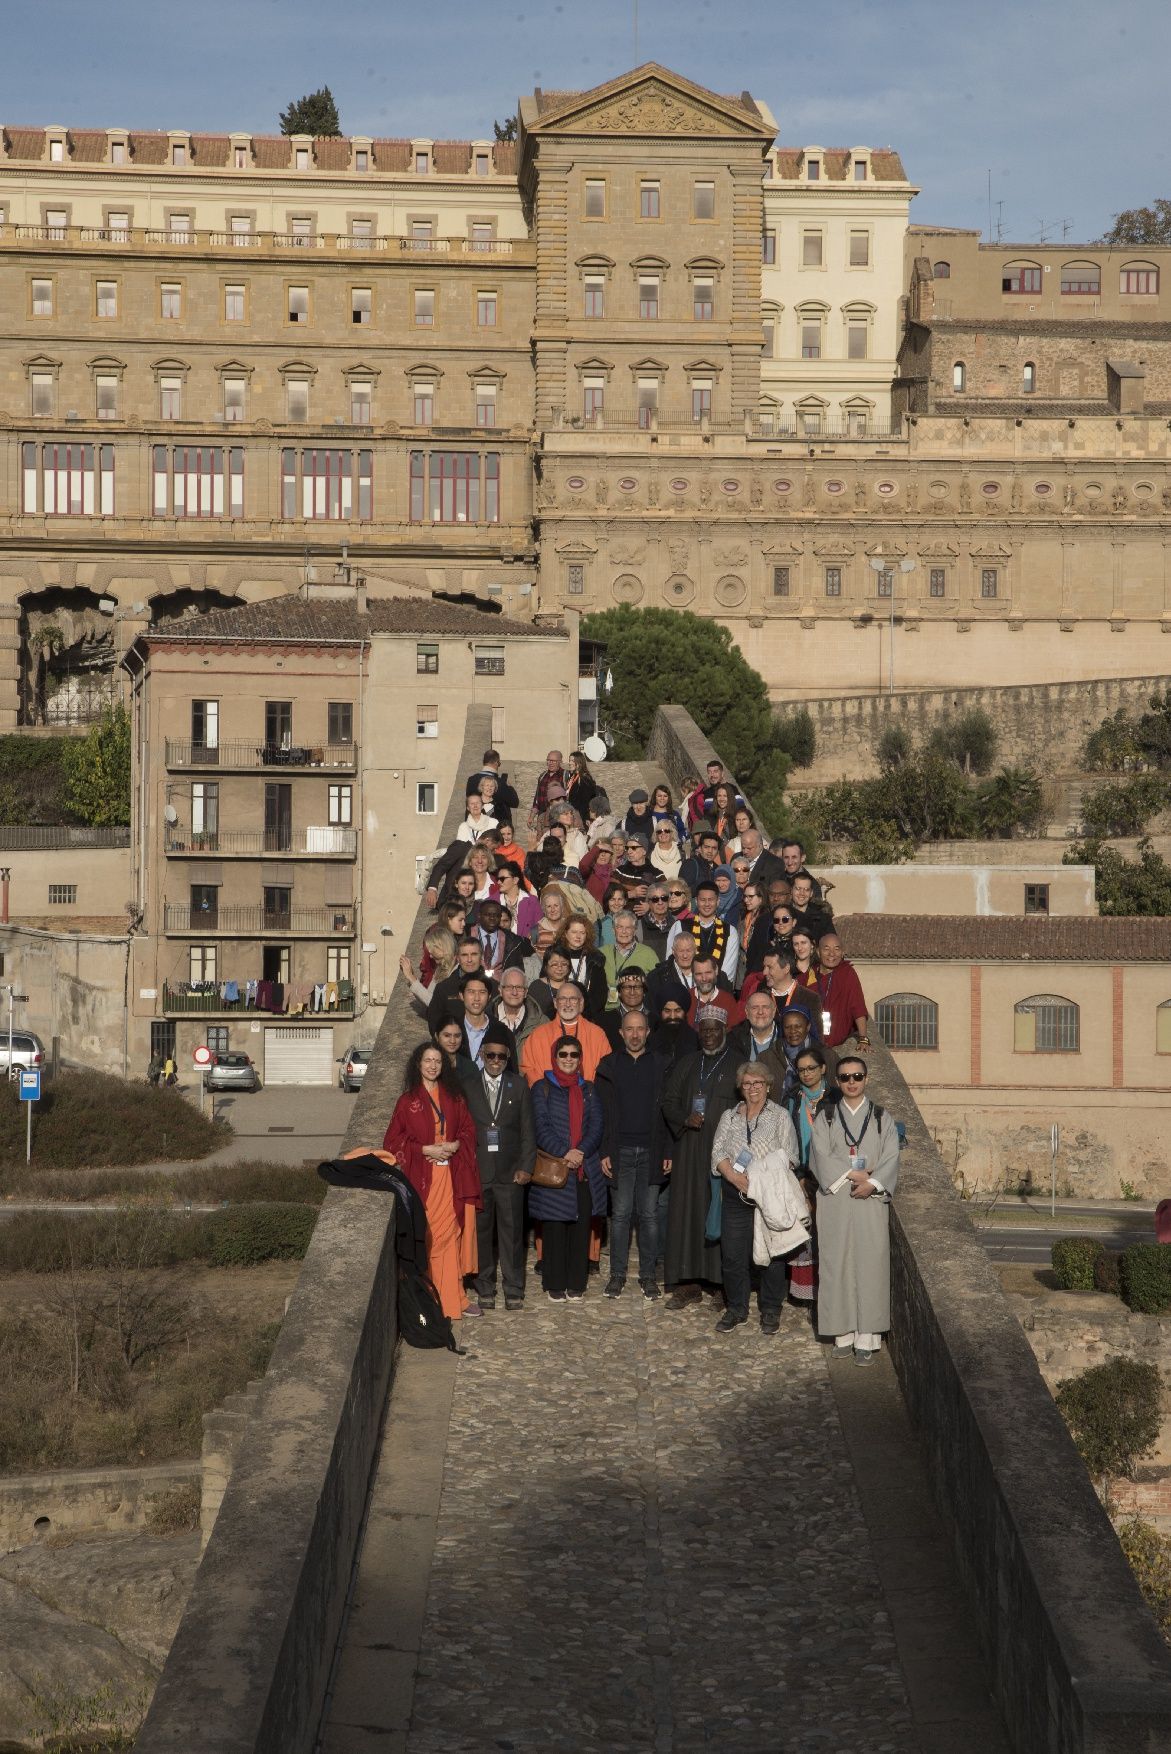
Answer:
[
  {"left": 918, "top": 541, "right": 959, "bottom": 559},
  {"left": 813, "top": 540, "right": 855, "bottom": 559},
  {"left": 555, "top": 540, "right": 598, "bottom": 559},
  {"left": 763, "top": 541, "right": 804, "bottom": 559},
  {"left": 540, "top": 75, "right": 767, "bottom": 140},
  {"left": 968, "top": 541, "right": 1012, "bottom": 560},
  {"left": 863, "top": 541, "right": 908, "bottom": 560}
]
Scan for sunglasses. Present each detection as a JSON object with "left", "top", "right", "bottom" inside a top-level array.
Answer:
[
  {"left": 668, "top": 889, "right": 687, "bottom": 898},
  {"left": 482, "top": 1051, "right": 509, "bottom": 1062},
  {"left": 656, "top": 828, "right": 674, "bottom": 837},
  {"left": 774, "top": 914, "right": 794, "bottom": 926},
  {"left": 555, "top": 1052, "right": 582, "bottom": 1062},
  {"left": 839, "top": 1071, "right": 867, "bottom": 1084}
]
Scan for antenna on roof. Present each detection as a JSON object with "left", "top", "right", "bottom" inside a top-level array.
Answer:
[{"left": 633, "top": 0, "right": 638, "bottom": 63}]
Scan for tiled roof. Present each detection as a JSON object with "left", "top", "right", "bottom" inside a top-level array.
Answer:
[
  {"left": 139, "top": 592, "right": 566, "bottom": 646},
  {"left": 433, "top": 141, "right": 471, "bottom": 174},
  {"left": 192, "top": 133, "right": 230, "bottom": 166},
  {"left": 772, "top": 147, "right": 908, "bottom": 182},
  {"left": 4, "top": 127, "right": 45, "bottom": 159},
  {"left": 492, "top": 141, "right": 518, "bottom": 175},
  {"left": 837, "top": 914, "right": 1171, "bottom": 963},
  {"left": 920, "top": 317, "right": 1171, "bottom": 339},
  {"left": 129, "top": 132, "right": 168, "bottom": 164},
  {"left": 252, "top": 135, "right": 292, "bottom": 170},
  {"left": 69, "top": 130, "right": 108, "bottom": 163},
  {"left": 373, "top": 137, "right": 411, "bottom": 172},
  {"left": 313, "top": 135, "right": 351, "bottom": 171}
]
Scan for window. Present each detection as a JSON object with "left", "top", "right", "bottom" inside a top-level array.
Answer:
[
  {"left": 172, "top": 143, "right": 187, "bottom": 166},
  {"left": 30, "top": 443, "right": 115, "bottom": 516},
  {"left": 225, "top": 283, "right": 246, "bottom": 322},
  {"left": 693, "top": 278, "right": 714, "bottom": 321},
  {"left": 168, "top": 213, "right": 191, "bottom": 243},
  {"left": 691, "top": 379, "right": 712, "bottom": 423},
  {"left": 1121, "top": 265, "right": 1159, "bottom": 295},
  {"left": 288, "top": 285, "right": 309, "bottom": 324},
  {"left": 110, "top": 140, "right": 126, "bottom": 164},
  {"left": 474, "top": 644, "right": 505, "bottom": 676},
  {"left": 637, "top": 378, "right": 658, "bottom": 430},
  {"left": 825, "top": 566, "right": 842, "bottom": 597},
  {"left": 327, "top": 945, "right": 351, "bottom": 985},
  {"left": 848, "top": 230, "right": 870, "bottom": 267},
  {"left": 470, "top": 222, "right": 494, "bottom": 250},
  {"left": 191, "top": 884, "right": 219, "bottom": 926},
  {"left": 328, "top": 702, "right": 353, "bottom": 745},
  {"left": 762, "top": 230, "right": 776, "bottom": 265},
  {"left": 475, "top": 383, "right": 497, "bottom": 427},
  {"left": 584, "top": 275, "right": 605, "bottom": 318},
  {"left": 876, "top": 994, "right": 938, "bottom": 1051},
  {"left": 953, "top": 361, "right": 966, "bottom": 392},
  {"left": 801, "top": 230, "right": 823, "bottom": 268},
  {"left": 584, "top": 179, "right": 606, "bottom": 218},
  {"left": 234, "top": 145, "right": 249, "bottom": 169},
  {"left": 190, "top": 944, "right": 218, "bottom": 983},
  {"left": 772, "top": 566, "right": 790, "bottom": 597},
  {"left": 929, "top": 568, "right": 946, "bottom": 597},
  {"left": 413, "top": 382, "right": 434, "bottom": 425},
  {"left": 417, "top": 781, "right": 437, "bottom": 813},
  {"left": 160, "top": 375, "right": 182, "bottom": 420},
  {"left": 265, "top": 701, "right": 292, "bottom": 749},
  {"left": 153, "top": 446, "right": 244, "bottom": 517},
  {"left": 295, "top": 147, "right": 310, "bottom": 170},
  {"left": 30, "top": 372, "right": 55, "bottom": 417},
  {"left": 207, "top": 1026, "right": 230, "bottom": 1056},
  {"left": 107, "top": 211, "right": 129, "bottom": 241},
  {"left": 328, "top": 783, "right": 353, "bottom": 825},
  {"left": 583, "top": 376, "right": 605, "bottom": 422},
  {"left": 351, "top": 286, "right": 371, "bottom": 325},
  {"left": 417, "top": 705, "right": 439, "bottom": 738},
  {"left": 846, "top": 407, "right": 869, "bottom": 437},
  {"left": 875, "top": 567, "right": 894, "bottom": 599},
  {"left": 48, "top": 883, "right": 77, "bottom": 905},
  {"left": 806, "top": 158, "right": 820, "bottom": 181},
  {"left": 416, "top": 642, "right": 439, "bottom": 673},
  {"left": 933, "top": 260, "right": 951, "bottom": 279},
  {"left": 1002, "top": 264, "right": 1042, "bottom": 294},
  {"left": 640, "top": 181, "right": 660, "bottom": 219},
  {"left": 801, "top": 318, "right": 822, "bottom": 359},
  {"left": 350, "top": 381, "right": 372, "bottom": 424},
  {"left": 475, "top": 151, "right": 489, "bottom": 176},
  {"left": 847, "top": 315, "right": 869, "bottom": 359},
  {"left": 95, "top": 374, "right": 119, "bottom": 420},
  {"left": 477, "top": 290, "right": 497, "bottom": 327},
  {"left": 32, "top": 278, "right": 53, "bottom": 316},
  {"left": 1024, "top": 883, "right": 1049, "bottom": 915},
  {"left": 1015, "top": 994, "right": 1079, "bottom": 1053},
  {"left": 282, "top": 448, "right": 373, "bottom": 520},
  {"left": 414, "top": 288, "right": 434, "bottom": 327},
  {"left": 1022, "top": 361, "right": 1036, "bottom": 394},
  {"left": 191, "top": 780, "right": 219, "bottom": 837},
  {"left": 1060, "top": 264, "right": 1100, "bottom": 295},
  {"left": 192, "top": 699, "right": 219, "bottom": 751},
  {"left": 639, "top": 276, "right": 659, "bottom": 320},
  {"left": 567, "top": 564, "right": 585, "bottom": 595},
  {"left": 290, "top": 217, "right": 311, "bottom": 245},
  {"left": 161, "top": 282, "right": 182, "bottom": 319},
  {"left": 96, "top": 280, "right": 117, "bottom": 318},
  {"left": 762, "top": 311, "right": 776, "bottom": 358},
  {"left": 415, "top": 151, "right": 429, "bottom": 174},
  {"left": 286, "top": 378, "right": 309, "bottom": 423},
  {"left": 263, "top": 783, "right": 292, "bottom": 854},
  {"left": 854, "top": 159, "right": 867, "bottom": 182},
  {"left": 800, "top": 404, "right": 823, "bottom": 436},
  {"left": 350, "top": 220, "right": 373, "bottom": 244},
  {"left": 693, "top": 181, "right": 715, "bottom": 219},
  {"left": 151, "top": 1020, "right": 177, "bottom": 1062},
  {"left": 45, "top": 207, "right": 67, "bottom": 237},
  {"left": 223, "top": 376, "right": 246, "bottom": 422},
  {"left": 981, "top": 568, "right": 998, "bottom": 599},
  {"left": 230, "top": 215, "right": 253, "bottom": 243},
  {"left": 1157, "top": 1001, "right": 1171, "bottom": 1055},
  {"left": 409, "top": 450, "right": 499, "bottom": 523}
]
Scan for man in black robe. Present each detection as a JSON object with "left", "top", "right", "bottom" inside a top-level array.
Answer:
[{"left": 661, "top": 1006, "right": 741, "bottom": 1309}]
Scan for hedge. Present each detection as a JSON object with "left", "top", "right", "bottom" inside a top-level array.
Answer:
[
  {"left": 1055, "top": 1357, "right": 1162, "bottom": 1481},
  {"left": 1119, "top": 1244, "right": 1171, "bottom": 1315},
  {"left": 205, "top": 1203, "right": 317, "bottom": 1267},
  {"left": 0, "top": 1202, "right": 317, "bottom": 1274},
  {"left": 1094, "top": 1250, "right": 1122, "bottom": 1297},
  {"left": 1051, "top": 1236, "right": 1106, "bottom": 1290}
]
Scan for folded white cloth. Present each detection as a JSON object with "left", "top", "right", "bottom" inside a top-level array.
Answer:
[{"left": 745, "top": 1149, "right": 811, "bottom": 1267}]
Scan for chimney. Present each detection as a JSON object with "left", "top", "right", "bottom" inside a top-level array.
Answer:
[
  {"left": 1106, "top": 358, "right": 1145, "bottom": 414},
  {"left": 355, "top": 575, "right": 368, "bottom": 614},
  {"left": 0, "top": 867, "right": 10, "bottom": 925}
]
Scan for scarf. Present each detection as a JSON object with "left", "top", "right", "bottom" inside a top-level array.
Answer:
[
  {"left": 547, "top": 1066, "right": 584, "bottom": 1150},
  {"left": 713, "top": 865, "right": 741, "bottom": 923},
  {"left": 780, "top": 1006, "right": 814, "bottom": 1067},
  {"left": 688, "top": 914, "right": 728, "bottom": 964}
]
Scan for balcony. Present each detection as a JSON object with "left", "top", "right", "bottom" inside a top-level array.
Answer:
[
  {"left": 163, "top": 903, "right": 356, "bottom": 936},
  {"left": 165, "top": 740, "right": 358, "bottom": 773},
  {"left": 165, "top": 827, "right": 357, "bottom": 858},
  {"left": 542, "top": 407, "right": 906, "bottom": 441},
  {"left": 161, "top": 978, "right": 354, "bottom": 1018},
  {"left": 0, "top": 222, "right": 531, "bottom": 264}
]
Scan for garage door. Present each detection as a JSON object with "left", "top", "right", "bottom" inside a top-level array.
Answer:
[{"left": 264, "top": 1025, "right": 334, "bottom": 1087}]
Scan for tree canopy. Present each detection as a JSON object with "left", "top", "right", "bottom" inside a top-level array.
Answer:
[
  {"left": 1064, "top": 838, "right": 1171, "bottom": 916},
  {"left": 493, "top": 115, "right": 518, "bottom": 143},
  {"left": 279, "top": 88, "right": 340, "bottom": 138},
  {"left": 62, "top": 702, "right": 131, "bottom": 827},
  {"left": 1099, "top": 199, "right": 1171, "bottom": 246}
]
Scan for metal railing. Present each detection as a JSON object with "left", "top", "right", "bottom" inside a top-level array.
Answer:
[
  {"left": 163, "top": 903, "right": 356, "bottom": 935},
  {"left": 161, "top": 979, "right": 354, "bottom": 1016},
  {"left": 0, "top": 825, "right": 130, "bottom": 849},
  {"left": 165, "top": 827, "right": 357, "bottom": 857},
  {"left": 1, "top": 224, "right": 527, "bottom": 262},
  {"left": 165, "top": 739, "right": 358, "bottom": 771},
  {"left": 544, "top": 406, "right": 906, "bottom": 439}
]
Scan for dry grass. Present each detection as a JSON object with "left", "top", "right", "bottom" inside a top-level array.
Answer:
[{"left": 1, "top": 1158, "right": 326, "bottom": 1206}]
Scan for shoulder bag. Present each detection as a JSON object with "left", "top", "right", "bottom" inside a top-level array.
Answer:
[{"left": 531, "top": 1149, "right": 571, "bottom": 1188}]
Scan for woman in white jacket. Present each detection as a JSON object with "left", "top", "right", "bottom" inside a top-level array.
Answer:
[{"left": 711, "top": 1063, "right": 808, "bottom": 1335}]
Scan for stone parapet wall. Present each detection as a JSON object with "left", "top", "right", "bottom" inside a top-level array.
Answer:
[{"left": 0, "top": 1458, "right": 199, "bottom": 1553}]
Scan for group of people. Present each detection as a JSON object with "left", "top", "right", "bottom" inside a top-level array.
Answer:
[{"left": 383, "top": 748, "right": 900, "bottom": 1364}]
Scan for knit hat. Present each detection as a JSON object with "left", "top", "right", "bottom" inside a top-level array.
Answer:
[
  {"left": 695, "top": 1003, "right": 727, "bottom": 1026},
  {"left": 628, "top": 788, "right": 649, "bottom": 804}
]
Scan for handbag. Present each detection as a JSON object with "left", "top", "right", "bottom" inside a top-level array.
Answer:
[{"left": 531, "top": 1149, "right": 571, "bottom": 1189}]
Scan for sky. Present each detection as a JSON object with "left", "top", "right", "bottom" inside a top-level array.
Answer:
[{"left": 2, "top": 0, "right": 1168, "bottom": 242}]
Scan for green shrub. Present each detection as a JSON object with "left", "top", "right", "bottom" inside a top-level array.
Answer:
[
  {"left": 1119, "top": 1244, "right": 1171, "bottom": 1314},
  {"left": 1051, "top": 1236, "right": 1106, "bottom": 1290},
  {"left": 204, "top": 1203, "right": 317, "bottom": 1267},
  {"left": 5, "top": 1157, "right": 326, "bottom": 1207},
  {"left": 1055, "top": 1357, "right": 1162, "bottom": 1482},
  {"left": 0, "top": 1070, "right": 224, "bottom": 1178},
  {"left": 1118, "top": 1518, "right": 1171, "bottom": 1643},
  {"left": 1094, "top": 1251, "right": 1123, "bottom": 1297}
]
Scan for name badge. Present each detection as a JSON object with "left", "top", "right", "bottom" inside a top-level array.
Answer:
[
  {"left": 486, "top": 1127, "right": 500, "bottom": 1153},
  {"left": 821, "top": 1009, "right": 832, "bottom": 1038},
  {"left": 691, "top": 1094, "right": 706, "bottom": 1118},
  {"left": 853, "top": 1153, "right": 867, "bottom": 1172},
  {"left": 735, "top": 1146, "right": 753, "bottom": 1169}
]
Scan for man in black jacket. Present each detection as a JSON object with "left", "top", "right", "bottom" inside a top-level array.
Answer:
[
  {"left": 426, "top": 938, "right": 487, "bottom": 1033},
  {"left": 596, "top": 1010, "right": 673, "bottom": 1300},
  {"left": 472, "top": 898, "right": 527, "bottom": 980},
  {"left": 460, "top": 1025, "right": 536, "bottom": 1310},
  {"left": 679, "top": 827, "right": 722, "bottom": 897},
  {"left": 464, "top": 750, "right": 519, "bottom": 827},
  {"left": 603, "top": 968, "right": 652, "bottom": 1048}
]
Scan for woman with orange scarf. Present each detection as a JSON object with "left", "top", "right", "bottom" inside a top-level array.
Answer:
[{"left": 386, "top": 1042, "right": 482, "bottom": 1321}]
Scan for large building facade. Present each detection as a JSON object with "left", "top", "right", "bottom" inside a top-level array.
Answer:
[{"left": 0, "top": 62, "right": 1170, "bottom": 712}]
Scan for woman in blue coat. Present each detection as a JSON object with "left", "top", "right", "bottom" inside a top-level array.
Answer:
[{"left": 530, "top": 1035, "right": 607, "bottom": 1302}]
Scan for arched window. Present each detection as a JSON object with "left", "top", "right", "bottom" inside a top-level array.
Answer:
[
  {"left": 1022, "top": 361, "right": 1036, "bottom": 394},
  {"left": 1002, "top": 260, "right": 1042, "bottom": 295},
  {"left": 952, "top": 361, "right": 965, "bottom": 392},
  {"left": 875, "top": 993, "right": 938, "bottom": 1050},
  {"left": 1014, "top": 994, "right": 1080, "bottom": 1054},
  {"left": 1060, "top": 260, "right": 1101, "bottom": 295},
  {"left": 1121, "top": 261, "right": 1159, "bottom": 295},
  {"left": 1157, "top": 1000, "right": 1171, "bottom": 1055},
  {"left": 933, "top": 260, "right": 951, "bottom": 279}
]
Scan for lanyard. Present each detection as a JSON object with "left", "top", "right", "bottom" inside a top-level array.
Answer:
[
  {"left": 820, "top": 969, "right": 835, "bottom": 1000},
  {"left": 751, "top": 1029, "right": 776, "bottom": 1060},
  {"left": 425, "top": 1091, "right": 446, "bottom": 1137},
  {"left": 698, "top": 1048, "right": 730, "bottom": 1091},
  {"left": 840, "top": 1102, "right": 872, "bottom": 1153},
  {"left": 745, "top": 1107, "right": 766, "bottom": 1146}
]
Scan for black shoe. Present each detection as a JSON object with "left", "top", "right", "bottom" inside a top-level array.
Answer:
[
  {"left": 761, "top": 1311, "right": 781, "bottom": 1335},
  {"left": 504, "top": 1298, "right": 524, "bottom": 1311},
  {"left": 604, "top": 1275, "right": 625, "bottom": 1298},
  {"left": 640, "top": 1280, "right": 662, "bottom": 1301},
  {"left": 666, "top": 1287, "right": 701, "bottom": 1311},
  {"left": 716, "top": 1311, "right": 745, "bottom": 1333},
  {"left": 478, "top": 1299, "right": 496, "bottom": 1312}
]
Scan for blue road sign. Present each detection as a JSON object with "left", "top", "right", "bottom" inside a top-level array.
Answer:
[{"left": 19, "top": 1069, "right": 40, "bottom": 1101}]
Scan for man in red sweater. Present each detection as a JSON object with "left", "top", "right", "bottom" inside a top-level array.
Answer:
[{"left": 815, "top": 933, "right": 871, "bottom": 1052}]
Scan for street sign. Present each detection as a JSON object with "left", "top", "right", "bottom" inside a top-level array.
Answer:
[
  {"left": 18, "top": 1069, "right": 40, "bottom": 1101},
  {"left": 192, "top": 1046, "right": 213, "bottom": 1067}
]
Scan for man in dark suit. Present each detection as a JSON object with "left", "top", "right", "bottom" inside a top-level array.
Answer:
[
  {"left": 473, "top": 898, "right": 527, "bottom": 980},
  {"left": 737, "top": 827, "right": 784, "bottom": 890},
  {"left": 460, "top": 1024, "right": 536, "bottom": 1310}
]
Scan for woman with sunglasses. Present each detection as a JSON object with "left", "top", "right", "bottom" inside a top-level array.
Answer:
[
  {"left": 529, "top": 1036, "right": 607, "bottom": 1302},
  {"left": 664, "top": 878, "right": 691, "bottom": 922},
  {"left": 386, "top": 1041, "right": 482, "bottom": 1322},
  {"left": 649, "top": 819, "right": 683, "bottom": 882},
  {"left": 809, "top": 1056, "right": 901, "bottom": 1366},
  {"left": 495, "top": 860, "right": 541, "bottom": 940},
  {"left": 782, "top": 1046, "right": 833, "bottom": 1316},
  {"left": 650, "top": 783, "right": 687, "bottom": 844}
]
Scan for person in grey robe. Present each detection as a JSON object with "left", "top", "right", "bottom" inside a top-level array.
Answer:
[
  {"left": 661, "top": 1006, "right": 741, "bottom": 1308},
  {"left": 808, "top": 1055, "right": 901, "bottom": 1366}
]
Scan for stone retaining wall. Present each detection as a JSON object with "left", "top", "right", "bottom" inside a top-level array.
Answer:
[{"left": 0, "top": 1459, "right": 198, "bottom": 1553}]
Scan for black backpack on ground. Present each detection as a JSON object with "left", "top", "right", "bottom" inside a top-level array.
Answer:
[{"left": 318, "top": 1154, "right": 462, "bottom": 1354}]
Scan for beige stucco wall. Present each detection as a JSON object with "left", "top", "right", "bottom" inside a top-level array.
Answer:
[
  {"left": 0, "top": 923, "right": 130, "bottom": 1073},
  {"left": 3, "top": 844, "right": 130, "bottom": 921},
  {"left": 827, "top": 863, "right": 1094, "bottom": 917}
]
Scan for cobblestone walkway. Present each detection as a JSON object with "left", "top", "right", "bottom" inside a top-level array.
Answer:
[{"left": 405, "top": 1291, "right": 916, "bottom": 1754}]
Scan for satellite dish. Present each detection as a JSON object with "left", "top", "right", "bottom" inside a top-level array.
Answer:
[
  {"left": 164, "top": 804, "right": 179, "bottom": 825},
  {"left": 583, "top": 734, "right": 607, "bottom": 764}
]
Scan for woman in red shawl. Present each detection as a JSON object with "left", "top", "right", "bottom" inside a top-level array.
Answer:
[{"left": 386, "top": 1041, "right": 482, "bottom": 1321}]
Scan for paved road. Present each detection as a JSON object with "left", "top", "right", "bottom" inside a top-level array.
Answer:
[{"left": 973, "top": 1201, "right": 1155, "bottom": 1265}]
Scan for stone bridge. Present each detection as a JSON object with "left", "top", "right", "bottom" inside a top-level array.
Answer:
[{"left": 134, "top": 705, "right": 1171, "bottom": 1754}]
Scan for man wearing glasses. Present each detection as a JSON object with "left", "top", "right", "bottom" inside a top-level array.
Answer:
[
  {"left": 641, "top": 885, "right": 675, "bottom": 960},
  {"left": 521, "top": 980, "right": 610, "bottom": 1085},
  {"left": 460, "top": 1027, "right": 536, "bottom": 1311},
  {"left": 808, "top": 1056, "right": 901, "bottom": 1366}
]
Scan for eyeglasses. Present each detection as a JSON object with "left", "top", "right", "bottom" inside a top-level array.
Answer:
[
  {"left": 668, "top": 889, "right": 687, "bottom": 898},
  {"left": 656, "top": 828, "right": 674, "bottom": 837},
  {"left": 797, "top": 1062, "right": 822, "bottom": 1075},
  {"left": 839, "top": 1071, "right": 867, "bottom": 1084},
  {"left": 482, "top": 1051, "right": 509, "bottom": 1063},
  {"left": 555, "top": 1051, "right": 582, "bottom": 1062},
  {"left": 774, "top": 914, "right": 794, "bottom": 927},
  {"left": 648, "top": 894, "right": 668, "bottom": 904}
]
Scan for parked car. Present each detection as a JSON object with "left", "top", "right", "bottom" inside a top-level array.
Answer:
[
  {"left": 0, "top": 1031, "right": 46, "bottom": 1079},
  {"left": 204, "top": 1051, "right": 260, "bottom": 1093},
  {"left": 339, "top": 1047, "right": 369, "bottom": 1092}
]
